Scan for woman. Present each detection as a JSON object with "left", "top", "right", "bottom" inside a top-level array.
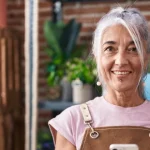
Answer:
[{"left": 48, "top": 7, "right": 150, "bottom": 150}]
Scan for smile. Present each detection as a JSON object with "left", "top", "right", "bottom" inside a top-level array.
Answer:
[{"left": 112, "top": 71, "right": 131, "bottom": 75}]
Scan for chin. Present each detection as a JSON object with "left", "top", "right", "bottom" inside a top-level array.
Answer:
[{"left": 113, "top": 85, "right": 136, "bottom": 93}]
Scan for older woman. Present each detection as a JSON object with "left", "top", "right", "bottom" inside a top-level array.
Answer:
[{"left": 48, "top": 7, "right": 150, "bottom": 150}]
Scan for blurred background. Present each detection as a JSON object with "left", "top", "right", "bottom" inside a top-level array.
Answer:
[{"left": 0, "top": 0, "right": 150, "bottom": 150}]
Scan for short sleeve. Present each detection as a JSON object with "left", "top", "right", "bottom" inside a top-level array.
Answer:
[{"left": 48, "top": 106, "right": 76, "bottom": 146}]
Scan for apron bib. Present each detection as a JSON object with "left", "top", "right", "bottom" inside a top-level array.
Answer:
[{"left": 80, "top": 104, "right": 150, "bottom": 150}]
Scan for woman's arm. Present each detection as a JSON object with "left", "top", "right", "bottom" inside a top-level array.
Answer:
[{"left": 55, "top": 132, "right": 76, "bottom": 150}]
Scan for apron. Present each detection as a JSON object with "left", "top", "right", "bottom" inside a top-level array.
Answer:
[{"left": 80, "top": 103, "right": 150, "bottom": 150}]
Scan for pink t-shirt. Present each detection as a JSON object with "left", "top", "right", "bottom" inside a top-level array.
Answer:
[{"left": 48, "top": 96, "right": 150, "bottom": 150}]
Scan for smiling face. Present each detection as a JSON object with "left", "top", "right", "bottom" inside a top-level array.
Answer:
[{"left": 98, "top": 24, "right": 146, "bottom": 93}]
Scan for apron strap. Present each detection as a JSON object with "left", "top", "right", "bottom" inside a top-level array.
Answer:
[
  {"left": 80, "top": 103, "right": 92, "bottom": 123},
  {"left": 80, "top": 103, "right": 99, "bottom": 139}
]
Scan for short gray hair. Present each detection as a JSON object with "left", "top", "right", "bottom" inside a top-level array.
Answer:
[{"left": 92, "top": 7, "right": 150, "bottom": 98}]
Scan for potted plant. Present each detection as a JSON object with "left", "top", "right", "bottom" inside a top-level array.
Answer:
[
  {"left": 66, "top": 57, "right": 97, "bottom": 103},
  {"left": 46, "top": 62, "right": 64, "bottom": 100},
  {"left": 43, "top": 19, "right": 82, "bottom": 100}
]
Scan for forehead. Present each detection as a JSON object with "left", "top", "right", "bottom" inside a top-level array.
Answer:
[
  {"left": 100, "top": 24, "right": 148, "bottom": 55},
  {"left": 101, "top": 24, "right": 133, "bottom": 44}
]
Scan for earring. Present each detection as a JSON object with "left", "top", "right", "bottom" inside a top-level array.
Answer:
[{"left": 97, "top": 81, "right": 101, "bottom": 86}]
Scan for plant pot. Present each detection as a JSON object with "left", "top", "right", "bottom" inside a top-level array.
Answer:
[
  {"left": 48, "top": 86, "right": 61, "bottom": 100},
  {"left": 72, "top": 79, "right": 94, "bottom": 104},
  {"left": 60, "top": 77, "right": 72, "bottom": 102}
]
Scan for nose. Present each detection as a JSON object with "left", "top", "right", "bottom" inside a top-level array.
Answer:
[{"left": 115, "top": 52, "right": 129, "bottom": 66}]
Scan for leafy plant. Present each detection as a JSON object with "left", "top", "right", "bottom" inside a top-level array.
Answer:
[
  {"left": 66, "top": 57, "right": 97, "bottom": 84},
  {"left": 46, "top": 63, "right": 64, "bottom": 87},
  {"left": 37, "top": 129, "right": 54, "bottom": 150},
  {"left": 43, "top": 19, "right": 82, "bottom": 87}
]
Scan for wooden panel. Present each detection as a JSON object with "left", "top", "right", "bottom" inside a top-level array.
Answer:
[{"left": 0, "top": 28, "right": 24, "bottom": 150}]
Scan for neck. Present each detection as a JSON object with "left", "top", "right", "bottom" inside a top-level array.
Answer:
[{"left": 103, "top": 90, "right": 145, "bottom": 107}]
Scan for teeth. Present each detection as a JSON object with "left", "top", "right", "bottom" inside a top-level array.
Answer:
[{"left": 113, "top": 71, "right": 130, "bottom": 75}]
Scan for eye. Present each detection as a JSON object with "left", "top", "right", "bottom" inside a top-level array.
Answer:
[
  {"left": 104, "top": 46, "right": 115, "bottom": 52},
  {"left": 128, "top": 47, "right": 138, "bottom": 53}
]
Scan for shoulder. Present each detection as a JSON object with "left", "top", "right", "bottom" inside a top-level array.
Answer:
[
  {"left": 48, "top": 104, "right": 81, "bottom": 146},
  {"left": 60, "top": 96, "right": 103, "bottom": 117},
  {"left": 145, "top": 100, "right": 150, "bottom": 103},
  {"left": 142, "top": 100, "right": 150, "bottom": 111},
  {"left": 141, "top": 100, "right": 150, "bottom": 108},
  {"left": 67, "top": 96, "right": 104, "bottom": 118},
  {"left": 48, "top": 96, "right": 103, "bottom": 131},
  {"left": 48, "top": 97, "right": 102, "bottom": 147},
  {"left": 48, "top": 104, "right": 81, "bottom": 129}
]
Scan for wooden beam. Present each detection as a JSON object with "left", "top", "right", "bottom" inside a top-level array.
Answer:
[{"left": 0, "top": 0, "right": 7, "bottom": 28}]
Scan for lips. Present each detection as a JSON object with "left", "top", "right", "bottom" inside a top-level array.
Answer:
[{"left": 111, "top": 71, "right": 132, "bottom": 75}]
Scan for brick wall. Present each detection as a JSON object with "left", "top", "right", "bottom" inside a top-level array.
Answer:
[{"left": 7, "top": 0, "right": 150, "bottom": 101}]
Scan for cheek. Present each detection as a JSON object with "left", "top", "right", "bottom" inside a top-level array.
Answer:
[
  {"left": 99, "top": 57, "right": 111, "bottom": 76},
  {"left": 133, "top": 59, "right": 142, "bottom": 73},
  {"left": 100, "top": 57, "right": 111, "bottom": 70}
]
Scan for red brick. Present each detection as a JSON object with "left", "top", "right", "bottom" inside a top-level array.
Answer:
[
  {"left": 63, "top": 1, "right": 126, "bottom": 7},
  {"left": 133, "top": 4, "right": 150, "bottom": 11},
  {"left": 39, "top": 2, "right": 52, "bottom": 8},
  {"left": 38, "top": 90, "right": 49, "bottom": 97},
  {"left": 39, "top": 44, "right": 47, "bottom": 49},
  {"left": 64, "top": 6, "right": 110, "bottom": 15},
  {"left": 39, "top": 11, "right": 52, "bottom": 18},
  {"left": 7, "top": 20, "right": 24, "bottom": 26},
  {"left": 39, "top": 36, "right": 47, "bottom": 43},
  {"left": 77, "top": 17, "right": 100, "bottom": 25},
  {"left": 39, "top": 72, "right": 47, "bottom": 79},
  {"left": 38, "top": 79, "right": 48, "bottom": 85},
  {"left": 81, "top": 26, "right": 96, "bottom": 33},
  {"left": 7, "top": 13, "right": 24, "bottom": 19},
  {"left": 38, "top": 110, "right": 52, "bottom": 117},
  {"left": 39, "top": 62, "right": 49, "bottom": 69},
  {"left": 79, "top": 35, "right": 92, "bottom": 42},
  {"left": 145, "top": 15, "right": 150, "bottom": 21},
  {"left": 7, "top": 3, "right": 25, "bottom": 10}
]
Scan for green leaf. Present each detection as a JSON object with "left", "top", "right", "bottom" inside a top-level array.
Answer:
[
  {"left": 71, "top": 44, "right": 88, "bottom": 58},
  {"left": 43, "top": 20, "right": 63, "bottom": 55},
  {"left": 59, "top": 19, "right": 81, "bottom": 59},
  {"left": 65, "top": 57, "right": 96, "bottom": 84},
  {"left": 43, "top": 19, "right": 84, "bottom": 87},
  {"left": 47, "top": 72, "right": 55, "bottom": 86}
]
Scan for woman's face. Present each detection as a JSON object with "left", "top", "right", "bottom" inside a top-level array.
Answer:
[{"left": 98, "top": 24, "right": 146, "bottom": 93}]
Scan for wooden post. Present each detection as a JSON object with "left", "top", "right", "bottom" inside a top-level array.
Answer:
[
  {"left": 0, "top": 29, "right": 24, "bottom": 150},
  {"left": 0, "top": 0, "right": 7, "bottom": 28}
]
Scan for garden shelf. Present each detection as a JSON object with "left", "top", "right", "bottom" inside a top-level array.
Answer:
[{"left": 38, "top": 101, "right": 75, "bottom": 111}]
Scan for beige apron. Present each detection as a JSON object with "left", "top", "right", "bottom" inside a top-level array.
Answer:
[{"left": 80, "top": 104, "right": 150, "bottom": 150}]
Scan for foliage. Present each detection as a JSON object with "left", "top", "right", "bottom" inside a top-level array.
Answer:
[
  {"left": 37, "top": 129, "right": 54, "bottom": 150},
  {"left": 66, "top": 57, "right": 97, "bottom": 84},
  {"left": 43, "top": 19, "right": 82, "bottom": 87}
]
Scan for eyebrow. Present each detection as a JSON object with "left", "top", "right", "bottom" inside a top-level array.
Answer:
[
  {"left": 102, "top": 40, "right": 135, "bottom": 46},
  {"left": 128, "top": 40, "right": 135, "bottom": 45},
  {"left": 102, "top": 41, "right": 116, "bottom": 46}
]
